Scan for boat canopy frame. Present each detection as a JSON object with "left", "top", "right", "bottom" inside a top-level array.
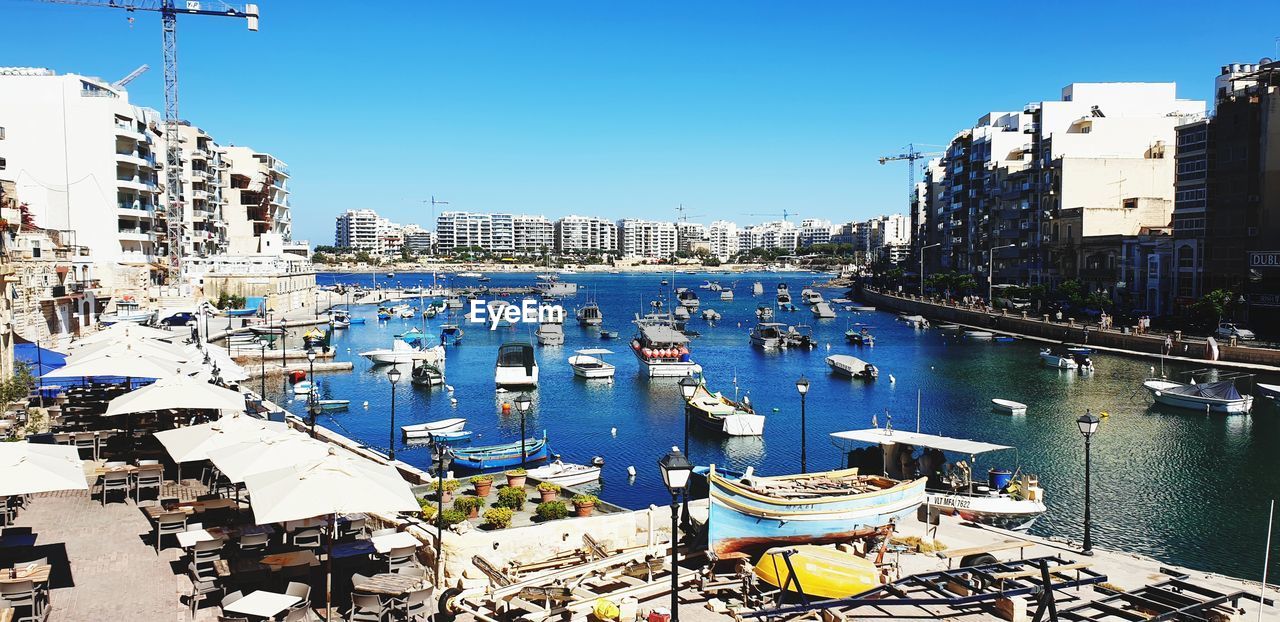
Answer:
[{"left": 830, "top": 428, "right": 1011, "bottom": 456}]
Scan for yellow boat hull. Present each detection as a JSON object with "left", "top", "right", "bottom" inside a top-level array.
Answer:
[{"left": 753, "top": 545, "right": 879, "bottom": 599}]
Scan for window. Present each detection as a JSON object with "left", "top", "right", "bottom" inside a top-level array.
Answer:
[{"left": 0, "top": 157, "right": 5, "bottom": 170}]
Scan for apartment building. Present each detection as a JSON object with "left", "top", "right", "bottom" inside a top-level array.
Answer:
[
  {"left": 707, "top": 220, "right": 739, "bottom": 261},
  {"left": 335, "top": 209, "right": 380, "bottom": 250},
  {"left": 798, "top": 219, "right": 833, "bottom": 247},
  {"left": 0, "top": 68, "right": 166, "bottom": 288},
  {"left": 738, "top": 221, "right": 799, "bottom": 252},
  {"left": 436, "top": 211, "right": 490, "bottom": 254},
  {"left": 513, "top": 215, "right": 553, "bottom": 254},
  {"left": 676, "top": 222, "right": 708, "bottom": 253},
  {"left": 1173, "top": 61, "right": 1280, "bottom": 325},
  {"left": 175, "top": 123, "right": 228, "bottom": 258},
  {"left": 554, "top": 215, "right": 617, "bottom": 254},
  {"left": 617, "top": 219, "right": 677, "bottom": 259},
  {"left": 221, "top": 146, "right": 291, "bottom": 256},
  {"left": 402, "top": 224, "right": 434, "bottom": 254}
]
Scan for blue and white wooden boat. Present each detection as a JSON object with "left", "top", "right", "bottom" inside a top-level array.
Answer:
[
  {"left": 1144, "top": 378, "right": 1253, "bottom": 413},
  {"left": 707, "top": 465, "right": 925, "bottom": 556},
  {"left": 450, "top": 433, "right": 549, "bottom": 471},
  {"left": 349, "top": 317, "right": 367, "bottom": 325},
  {"left": 1258, "top": 383, "right": 1280, "bottom": 401}
]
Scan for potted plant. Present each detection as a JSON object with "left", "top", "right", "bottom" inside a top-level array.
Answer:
[
  {"left": 438, "top": 509, "right": 466, "bottom": 529},
  {"left": 482, "top": 507, "right": 514, "bottom": 530},
  {"left": 572, "top": 494, "right": 598, "bottom": 517},
  {"left": 434, "top": 479, "right": 461, "bottom": 504},
  {"left": 535, "top": 501, "right": 568, "bottom": 522},
  {"left": 453, "top": 495, "right": 485, "bottom": 519},
  {"left": 418, "top": 499, "right": 437, "bottom": 521},
  {"left": 495, "top": 486, "right": 527, "bottom": 511},
  {"left": 471, "top": 474, "right": 494, "bottom": 497},
  {"left": 505, "top": 468, "right": 527, "bottom": 489},
  {"left": 536, "top": 481, "right": 561, "bottom": 503}
]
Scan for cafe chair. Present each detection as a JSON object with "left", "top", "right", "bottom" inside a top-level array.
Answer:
[
  {"left": 134, "top": 465, "right": 164, "bottom": 505},
  {"left": 403, "top": 586, "right": 434, "bottom": 621},
  {"left": 347, "top": 593, "right": 386, "bottom": 622},
  {"left": 73, "top": 433, "right": 97, "bottom": 460},
  {"left": 100, "top": 470, "right": 131, "bottom": 506},
  {"left": 192, "top": 538, "right": 224, "bottom": 564},
  {"left": 292, "top": 529, "right": 322, "bottom": 550},
  {"left": 340, "top": 516, "right": 367, "bottom": 540},
  {"left": 187, "top": 562, "right": 223, "bottom": 618},
  {"left": 155, "top": 512, "right": 188, "bottom": 553},
  {"left": 385, "top": 545, "right": 417, "bottom": 573},
  {"left": 286, "top": 581, "right": 312, "bottom": 616},
  {"left": 238, "top": 532, "right": 269, "bottom": 555},
  {"left": 221, "top": 589, "right": 244, "bottom": 609},
  {"left": 0, "top": 578, "right": 46, "bottom": 622}
]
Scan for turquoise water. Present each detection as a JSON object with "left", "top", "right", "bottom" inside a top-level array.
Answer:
[{"left": 261, "top": 271, "right": 1280, "bottom": 582}]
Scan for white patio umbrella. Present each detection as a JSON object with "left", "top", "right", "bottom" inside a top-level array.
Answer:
[
  {"left": 105, "top": 374, "right": 249, "bottom": 417},
  {"left": 0, "top": 443, "right": 89, "bottom": 497},
  {"left": 72, "top": 323, "right": 178, "bottom": 347},
  {"left": 66, "top": 339, "right": 191, "bottom": 365},
  {"left": 206, "top": 434, "right": 329, "bottom": 484},
  {"left": 153, "top": 414, "right": 291, "bottom": 465},
  {"left": 244, "top": 447, "right": 419, "bottom": 620},
  {"left": 41, "top": 351, "right": 183, "bottom": 381}
]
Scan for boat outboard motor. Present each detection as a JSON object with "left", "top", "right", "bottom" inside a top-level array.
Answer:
[{"left": 591, "top": 456, "right": 606, "bottom": 466}]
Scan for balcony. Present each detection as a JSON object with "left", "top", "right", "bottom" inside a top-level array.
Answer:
[
  {"left": 113, "top": 123, "right": 145, "bottom": 141},
  {"left": 116, "top": 175, "right": 157, "bottom": 192}
]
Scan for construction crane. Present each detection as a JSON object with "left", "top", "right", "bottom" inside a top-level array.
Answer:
[
  {"left": 878, "top": 143, "right": 944, "bottom": 205},
  {"left": 34, "top": 0, "right": 259, "bottom": 283},
  {"left": 675, "top": 203, "right": 702, "bottom": 223},
  {"left": 112, "top": 64, "right": 149, "bottom": 88},
  {"left": 745, "top": 209, "right": 793, "bottom": 222}
]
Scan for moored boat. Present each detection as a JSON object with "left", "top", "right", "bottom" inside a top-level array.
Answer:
[
  {"left": 963, "top": 330, "right": 993, "bottom": 340},
  {"left": 776, "top": 284, "right": 792, "bottom": 308},
  {"left": 1144, "top": 378, "right": 1253, "bottom": 413},
  {"left": 411, "top": 361, "right": 444, "bottom": 387},
  {"left": 450, "top": 434, "right": 549, "bottom": 470},
  {"left": 707, "top": 466, "right": 926, "bottom": 556},
  {"left": 631, "top": 313, "right": 701, "bottom": 378},
  {"left": 568, "top": 348, "right": 615, "bottom": 379},
  {"left": 825, "top": 355, "right": 878, "bottom": 380},
  {"left": 401, "top": 417, "right": 466, "bottom": 439},
  {"left": 755, "top": 305, "right": 774, "bottom": 321},
  {"left": 685, "top": 381, "right": 765, "bottom": 436},
  {"left": 749, "top": 322, "right": 785, "bottom": 349},
  {"left": 676, "top": 288, "right": 700, "bottom": 310},
  {"left": 991, "top": 398, "right": 1027, "bottom": 415},
  {"left": 317, "top": 399, "right": 349, "bottom": 411},
  {"left": 1039, "top": 348, "right": 1079, "bottom": 369},
  {"left": 535, "top": 321, "right": 564, "bottom": 346},
  {"left": 292, "top": 380, "right": 313, "bottom": 396},
  {"left": 900, "top": 314, "right": 929, "bottom": 328},
  {"left": 576, "top": 302, "right": 603, "bottom": 327},
  {"left": 845, "top": 325, "right": 874, "bottom": 346},
  {"left": 783, "top": 324, "right": 817, "bottom": 349},
  {"left": 440, "top": 324, "right": 463, "bottom": 345},
  {"left": 753, "top": 545, "right": 878, "bottom": 599},
  {"left": 525, "top": 459, "right": 602, "bottom": 486},
  {"left": 495, "top": 341, "right": 538, "bottom": 388},
  {"left": 1259, "top": 383, "right": 1280, "bottom": 400},
  {"left": 360, "top": 340, "right": 446, "bottom": 366},
  {"left": 752, "top": 281, "right": 764, "bottom": 295},
  {"left": 811, "top": 302, "right": 836, "bottom": 319}
]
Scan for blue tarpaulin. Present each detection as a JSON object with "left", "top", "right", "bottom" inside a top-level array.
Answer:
[{"left": 15, "top": 343, "right": 67, "bottom": 376}]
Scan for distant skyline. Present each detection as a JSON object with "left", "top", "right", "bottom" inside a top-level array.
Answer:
[{"left": 5, "top": 0, "right": 1278, "bottom": 245}]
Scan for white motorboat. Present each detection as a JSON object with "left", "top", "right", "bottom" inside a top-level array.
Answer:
[
  {"left": 752, "top": 282, "right": 764, "bottom": 295},
  {"left": 568, "top": 349, "right": 615, "bottom": 379},
  {"left": 963, "top": 330, "right": 993, "bottom": 340},
  {"left": 755, "top": 305, "right": 774, "bottom": 321},
  {"left": 411, "top": 360, "right": 444, "bottom": 386},
  {"left": 702, "top": 309, "right": 721, "bottom": 322},
  {"left": 1258, "top": 383, "right": 1280, "bottom": 400},
  {"left": 776, "top": 284, "right": 792, "bottom": 308},
  {"left": 720, "top": 290, "right": 734, "bottom": 301},
  {"left": 991, "top": 399, "right": 1027, "bottom": 415},
  {"left": 1144, "top": 378, "right": 1253, "bottom": 413},
  {"left": 831, "top": 428, "right": 1047, "bottom": 531},
  {"left": 936, "top": 323, "right": 961, "bottom": 330},
  {"left": 676, "top": 288, "right": 700, "bottom": 310},
  {"left": 576, "top": 303, "right": 603, "bottom": 326},
  {"left": 749, "top": 322, "right": 786, "bottom": 349},
  {"left": 826, "top": 355, "right": 878, "bottom": 380},
  {"left": 101, "top": 299, "right": 155, "bottom": 325},
  {"left": 399, "top": 307, "right": 416, "bottom": 319},
  {"left": 401, "top": 417, "right": 466, "bottom": 439},
  {"left": 526, "top": 459, "right": 602, "bottom": 487},
  {"left": 673, "top": 305, "right": 690, "bottom": 321},
  {"left": 535, "top": 321, "right": 565, "bottom": 346},
  {"left": 1039, "top": 349, "right": 1079, "bottom": 370},
  {"left": 811, "top": 302, "right": 836, "bottom": 319},
  {"left": 900, "top": 314, "right": 929, "bottom": 328},
  {"left": 361, "top": 340, "right": 447, "bottom": 366},
  {"left": 457, "top": 271, "right": 483, "bottom": 278},
  {"left": 849, "top": 305, "right": 877, "bottom": 312},
  {"left": 631, "top": 312, "right": 701, "bottom": 378},
  {"left": 495, "top": 341, "right": 539, "bottom": 388},
  {"left": 292, "top": 380, "right": 314, "bottom": 396},
  {"left": 801, "top": 289, "right": 824, "bottom": 305}
]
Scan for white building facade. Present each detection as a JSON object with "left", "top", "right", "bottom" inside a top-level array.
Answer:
[
  {"left": 554, "top": 215, "right": 616, "bottom": 254},
  {"left": 512, "top": 215, "right": 554, "bottom": 254},
  {"left": 617, "top": 219, "right": 677, "bottom": 259}
]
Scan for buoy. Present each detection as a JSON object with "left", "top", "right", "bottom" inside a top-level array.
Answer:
[
  {"left": 889, "top": 374, "right": 896, "bottom": 384},
  {"left": 1100, "top": 411, "right": 1110, "bottom": 418},
  {"left": 772, "top": 407, "right": 779, "bottom": 412},
  {"left": 610, "top": 427, "right": 617, "bottom": 436},
  {"left": 445, "top": 384, "right": 455, "bottom": 393},
  {"left": 502, "top": 402, "right": 511, "bottom": 414},
  {"left": 362, "top": 401, "right": 369, "bottom": 408},
  {"left": 626, "top": 466, "right": 636, "bottom": 476},
  {"left": 450, "top": 397, "right": 458, "bottom": 406}
]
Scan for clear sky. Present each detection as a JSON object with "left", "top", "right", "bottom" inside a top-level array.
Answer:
[{"left": 5, "top": 1, "right": 1278, "bottom": 245}]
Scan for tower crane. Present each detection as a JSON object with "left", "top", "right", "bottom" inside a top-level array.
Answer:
[
  {"left": 33, "top": 0, "right": 260, "bottom": 283},
  {"left": 878, "top": 143, "right": 943, "bottom": 206},
  {"left": 745, "top": 209, "right": 793, "bottom": 222}
]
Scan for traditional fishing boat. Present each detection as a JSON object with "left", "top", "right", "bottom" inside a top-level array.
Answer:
[
  {"left": 685, "top": 381, "right": 765, "bottom": 436},
  {"left": 577, "top": 302, "right": 603, "bottom": 327},
  {"left": 330, "top": 310, "right": 351, "bottom": 329},
  {"left": 630, "top": 312, "right": 701, "bottom": 378},
  {"left": 525, "top": 459, "right": 602, "bottom": 486},
  {"left": 450, "top": 434, "right": 549, "bottom": 470},
  {"left": 427, "top": 429, "right": 473, "bottom": 444},
  {"left": 495, "top": 341, "right": 539, "bottom": 388},
  {"left": 401, "top": 417, "right": 466, "bottom": 439},
  {"left": 991, "top": 399, "right": 1027, "bottom": 415},
  {"left": 317, "top": 399, "right": 349, "bottom": 411},
  {"left": 707, "top": 465, "right": 926, "bottom": 556},
  {"left": 749, "top": 322, "right": 786, "bottom": 349},
  {"left": 1143, "top": 378, "right": 1254, "bottom": 413},
  {"left": 825, "top": 355, "right": 878, "bottom": 380},
  {"left": 440, "top": 324, "right": 464, "bottom": 345},
  {"left": 568, "top": 349, "right": 615, "bottom": 379},
  {"left": 831, "top": 428, "right": 1047, "bottom": 531},
  {"left": 376, "top": 308, "right": 393, "bottom": 321},
  {"left": 1039, "top": 348, "right": 1078, "bottom": 370}
]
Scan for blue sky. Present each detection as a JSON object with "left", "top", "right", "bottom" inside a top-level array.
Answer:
[{"left": 5, "top": 1, "right": 1278, "bottom": 245}]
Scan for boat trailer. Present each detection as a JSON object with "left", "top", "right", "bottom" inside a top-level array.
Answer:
[
  {"left": 1058, "top": 575, "right": 1273, "bottom": 621},
  {"left": 737, "top": 555, "right": 1107, "bottom": 621}
]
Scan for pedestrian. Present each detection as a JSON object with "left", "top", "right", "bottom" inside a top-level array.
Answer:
[{"left": 1056, "top": 309, "right": 1063, "bottom": 323}]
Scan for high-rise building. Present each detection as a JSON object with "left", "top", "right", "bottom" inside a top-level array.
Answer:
[
  {"left": 617, "top": 219, "right": 677, "bottom": 259},
  {"left": 175, "top": 123, "right": 229, "bottom": 258},
  {"left": 707, "top": 220, "right": 739, "bottom": 261},
  {"left": 513, "top": 215, "right": 554, "bottom": 254},
  {"left": 402, "top": 224, "right": 434, "bottom": 255},
  {"left": 554, "top": 215, "right": 617, "bottom": 254},
  {"left": 676, "top": 222, "right": 708, "bottom": 253},
  {"left": 335, "top": 209, "right": 380, "bottom": 250},
  {"left": 219, "top": 145, "right": 291, "bottom": 256},
  {"left": 798, "top": 219, "right": 833, "bottom": 247},
  {"left": 740, "top": 221, "right": 799, "bottom": 252},
  {"left": 436, "top": 211, "right": 493, "bottom": 254}
]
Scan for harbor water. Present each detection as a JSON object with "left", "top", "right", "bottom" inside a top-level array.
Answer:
[{"left": 261, "top": 271, "right": 1280, "bottom": 582}]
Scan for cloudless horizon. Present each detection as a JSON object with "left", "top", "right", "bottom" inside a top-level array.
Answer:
[{"left": 5, "top": 1, "right": 1278, "bottom": 245}]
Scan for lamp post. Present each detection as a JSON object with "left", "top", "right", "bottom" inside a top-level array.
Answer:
[
  {"left": 1076, "top": 409, "right": 1101, "bottom": 555},
  {"left": 920, "top": 243, "right": 941, "bottom": 297},
  {"left": 514, "top": 393, "right": 532, "bottom": 468},
  {"left": 988, "top": 244, "right": 1017, "bottom": 305},
  {"left": 677, "top": 376, "right": 698, "bottom": 457},
  {"left": 259, "top": 339, "right": 267, "bottom": 398},
  {"left": 308, "top": 398, "right": 321, "bottom": 440},
  {"left": 433, "top": 442, "right": 450, "bottom": 584},
  {"left": 387, "top": 366, "right": 402, "bottom": 460},
  {"left": 657, "top": 447, "right": 693, "bottom": 622},
  {"left": 795, "top": 376, "right": 810, "bottom": 473}
]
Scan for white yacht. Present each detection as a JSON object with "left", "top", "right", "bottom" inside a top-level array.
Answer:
[
  {"left": 631, "top": 312, "right": 701, "bottom": 378},
  {"left": 535, "top": 320, "right": 565, "bottom": 346},
  {"left": 495, "top": 342, "right": 539, "bottom": 388},
  {"left": 568, "top": 348, "right": 615, "bottom": 379}
]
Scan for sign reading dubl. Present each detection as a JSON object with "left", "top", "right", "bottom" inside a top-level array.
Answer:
[{"left": 1249, "top": 251, "right": 1280, "bottom": 269}]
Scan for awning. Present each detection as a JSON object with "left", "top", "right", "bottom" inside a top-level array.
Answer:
[
  {"left": 15, "top": 343, "right": 67, "bottom": 377},
  {"left": 573, "top": 349, "right": 614, "bottom": 356},
  {"left": 830, "top": 428, "right": 1011, "bottom": 455}
]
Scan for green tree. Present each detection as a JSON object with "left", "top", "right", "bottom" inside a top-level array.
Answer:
[
  {"left": 0, "top": 362, "right": 35, "bottom": 406},
  {"left": 353, "top": 250, "right": 374, "bottom": 265},
  {"left": 311, "top": 252, "right": 331, "bottom": 265},
  {"left": 1058, "top": 279, "right": 1083, "bottom": 305},
  {"left": 1194, "top": 289, "right": 1235, "bottom": 324}
]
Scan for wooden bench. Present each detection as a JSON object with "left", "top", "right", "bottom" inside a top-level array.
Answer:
[{"left": 935, "top": 539, "right": 1034, "bottom": 568}]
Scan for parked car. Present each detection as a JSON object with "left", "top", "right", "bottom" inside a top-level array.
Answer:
[
  {"left": 159, "top": 312, "right": 198, "bottom": 327},
  {"left": 1217, "top": 322, "right": 1256, "bottom": 340}
]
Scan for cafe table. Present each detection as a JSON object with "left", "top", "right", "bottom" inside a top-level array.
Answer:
[
  {"left": 370, "top": 531, "right": 420, "bottom": 554},
  {"left": 353, "top": 572, "right": 422, "bottom": 597},
  {"left": 221, "top": 590, "right": 300, "bottom": 620}
]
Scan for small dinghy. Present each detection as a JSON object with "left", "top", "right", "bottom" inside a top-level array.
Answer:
[
  {"left": 1258, "top": 383, "right": 1280, "bottom": 401},
  {"left": 991, "top": 399, "right": 1027, "bottom": 415},
  {"left": 963, "top": 330, "right": 994, "bottom": 340},
  {"left": 292, "top": 380, "right": 314, "bottom": 396},
  {"left": 526, "top": 459, "right": 602, "bottom": 486},
  {"left": 317, "top": 399, "right": 349, "bottom": 411},
  {"left": 401, "top": 417, "right": 466, "bottom": 439}
]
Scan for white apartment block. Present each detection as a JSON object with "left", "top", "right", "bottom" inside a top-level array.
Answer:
[
  {"left": 617, "top": 219, "right": 677, "bottom": 259},
  {"left": 707, "top": 220, "right": 739, "bottom": 261},
  {"left": 676, "top": 222, "right": 708, "bottom": 253},
  {"left": 740, "top": 220, "right": 799, "bottom": 252},
  {"left": 335, "top": 209, "right": 380, "bottom": 250},
  {"left": 490, "top": 213, "right": 515, "bottom": 254},
  {"left": 868, "top": 214, "right": 910, "bottom": 248},
  {"left": 436, "top": 211, "right": 493, "bottom": 254},
  {"left": 402, "top": 224, "right": 434, "bottom": 254},
  {"left": 513, "top": 215, "right": 554, "bottom": 254},
  {"left": 0, "top": 68, "right": 166, "bottom": 288},
  {"left": 798, "top": 219, "right": 833, "bottom": 247},
  {"left": 554, "top": 215, "right": 617, "bottom": 254},
  {"left": 221, "top": 146, "right": 291, "bottom": 256},
  {"left": 176, "top": 123, "right": 228, "bottom": 258}
]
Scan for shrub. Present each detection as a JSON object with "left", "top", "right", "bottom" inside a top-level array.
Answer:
[
  {"left": 536, "top": 482, "right": 561, "bottom": 493},
  {"left": 495, "top": 486, "right": 527, "bottom": 510},
  {"left": 418, "top": 501, "right": 437, "bottom": 521},
  {"left": 482, "top": 507, "right": 514, "bottom": 529},
  {"left": 535, "top": 501, "right": 569, "bottom": 521},
  {"left": 438, "top": 509, "right": 466, "bottom": 528},
  {"left": 470, "top": 475, "right": 494, "bottom": 485},
  {"left": 432, "top": 479, "right": 461, "bottom": 493},
  {"left": 572, "top": 494, "right": 598, "bottom": 506},
  {"left": 505, "top": 468, "right": 527, "bottom": 476},
  {"left": 453, "top": 495, "right": 484, "bottom": 514}
]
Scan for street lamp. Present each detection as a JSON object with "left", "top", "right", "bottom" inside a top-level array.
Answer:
[
  {"left": 432, "top": 442, "right": 451, "bottom": 584},
  {"left": 657, "top": 447, "right": 693, "bottom": 622},
  {"left": 920, "top": 243, "right": 941, "bottom": 297},
  {"left": 387, "top": 366, "right": 402, "bottom": 460},
  {"left": 676, "top": 375, "right": 698, "bottom": 530},
  {"left": 1076, "top": 409, "right": 1101, "bottom": 555},
  {"left": 308, "top": 398, "right": 321, "bottom": 440},
  {"left": 514, "top": 392, "right": 532, "bottom": 468},
  {"left": 988, "top": 244, "right": 1017, "bottom": 305},
  {"left": 259, "top": 339, "right": 267, "bottom": 398},
  {"left": 795, "top": 376, "right": 810, "bottom": 473}
]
